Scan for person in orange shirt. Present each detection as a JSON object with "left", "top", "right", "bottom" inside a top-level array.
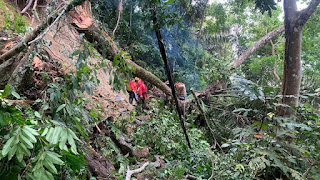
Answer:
[
  {"left": 164, "top": 80, "right": 187, "bottom": 101},
  {"left": 127, "top": 77, "right": 139, "bottom": 104},
  {"left": 137, "top": 79, "right": 148, "bottom": 108},
  {"left": 175, "top": 82, "right": 187, "bottom": 100}
]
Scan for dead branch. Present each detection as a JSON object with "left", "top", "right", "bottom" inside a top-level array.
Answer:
[
  {"left": 3, "top": 99, "right": 34, "bottom": 106},
  {"left": 125, "top": 156, "right": 161, "bottom": 180},
  {"left": 0, "top": 0, "right": 85, "bottom": 64},
  {"left": 29, "top": 4, "right": 67, "bottom": 44},
  {"left": 94, "top": 120, "right": 135, "bottom": 157},
  {"left": 185, "top": 174, "right": 198, "bottom": 180},
  {"left": 191, "top": 89, "right": 220, "bottom": 149},
  {"left": 208, "top": 149, "right": 215, "bottom": 180},
  {"left": 31, "top": 0, "right": 39, "bottom": 25},
  {"left": 21, "top": 0, "right": 34, "bottom": 14},
  {"left": 112, "top": 0, "right": 123, "bottom": 36}
]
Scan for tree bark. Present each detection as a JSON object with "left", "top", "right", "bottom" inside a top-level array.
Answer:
[
  {"left": 0, "top": 0, "right": 85, "bottom": 64},
  {"left": 228, "top": 25, "right": 285, "bottom": 68},
  {"left": 83, "top": 146, "right": 116, "bottom": 179},
  {"left": 7, "top": 44, "right": 36, "bottom": 91},
  {"left": 279, "top": 0, "right": 320, "bottom": 116}
]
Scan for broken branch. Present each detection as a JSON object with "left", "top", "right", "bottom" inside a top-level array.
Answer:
[
  {"left": 125, "top": 156, "right": 161, "bottom": 180},
  {"left": 112, "top": 0, "right": 123, "bottom": 36},
  {"left": 21, "top": 0, "right": 34, "bottom": 14}
]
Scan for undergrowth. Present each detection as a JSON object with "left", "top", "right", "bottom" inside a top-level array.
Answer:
[
  {"left": 0, "top": 0, "right": 28, "bottom": 33},
  {"left": 130, "top": 76, "right": 320, "bottom": 180},
  {"left": 0, "top": 38, "right": 104, "bottom": 179}
]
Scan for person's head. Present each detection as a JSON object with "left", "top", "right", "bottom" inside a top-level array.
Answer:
[{"left": 135, "top": 77, "right": 140, "bottom": 83}]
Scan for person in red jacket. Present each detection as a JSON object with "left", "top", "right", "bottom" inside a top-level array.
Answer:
[
  {"left": 137, "top": 79, "right": 148, "bottom": 108},
  {"left": 127, "top": 77, "right": 139, "bottom": 104}
]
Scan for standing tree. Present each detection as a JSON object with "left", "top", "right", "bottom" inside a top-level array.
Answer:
[{"left": 250, "top": 0, "right": 320, "bottom": 116}]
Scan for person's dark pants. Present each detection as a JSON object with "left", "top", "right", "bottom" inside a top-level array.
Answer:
[
  {"left": 127, "top": 90, "right": 137, "bottom": 104},
  {"left": 139, "top": 93, "right": 147, "bottom": 109}
]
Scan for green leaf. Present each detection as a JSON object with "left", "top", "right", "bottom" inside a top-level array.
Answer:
[
  {"left": 41, "top": 128, "right": 48, "bottom": 136},
  {"left": 7, "top": 144, "right": 18, "bottom": 160},
  {"left": 67, "top": 134, "right": 78, "bottom": 154},
  {"left": 56, "top": 104, "right": 66, "bottom": 113},
  {"left": 18, "top": 142, "right": 31, "bottom": 156},
  {"left": 19, "top": 133, "right": 34, "bottom": 149},
  {"left": 23, "top": 126, "right": 39, "bottom": 136},
  {"left": 34, "top": 111, "right": 41, "bottom": 118},
  {"left": 21, "top": 127, "right": 37, "bottom": 143},
  {"left": 67, "top": 128, "right": 80, "bottom": 141},
  {"left": 51, "top": 127, "right": 62, "bottom": 144},
  {"left": 164, "top": 0, "right": 174, "bottom": 5},
  {"left": 1, "top": 84, "right": 11, "bottom": 98},
  {"left": 45, "top": 127, "right": 54, "bottom": 143},
  {"left": 44, "top": 170, "right": 54, "bottom": 180},
  {"left": 2, "top": 136, "right": 15, "bottom": 156},
  {"left": 46, "top": 151, "right": 64, "bottom": 165},
  {"left": 59, "top": 130, "right": 68, "bottom": 151},
  {"left": 11, "top": 91, "right": 21, "bottom": 99},
  {"left": 221, "top": 143, "right": 230, "bottom": 148},
  {"left": 16, "top": 147, "right": 24, "bottom": 162},
  {"left": 43, "top": 159, "right": 58, "bottom": 174}
]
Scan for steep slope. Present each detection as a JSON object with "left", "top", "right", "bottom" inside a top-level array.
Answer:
[{"left": 41, "top": 17, "right": 134, "bottom": 118}]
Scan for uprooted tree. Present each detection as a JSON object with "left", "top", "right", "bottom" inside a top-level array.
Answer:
[{"left": 0, "top": 0, "right": 171, "bottom": 97}]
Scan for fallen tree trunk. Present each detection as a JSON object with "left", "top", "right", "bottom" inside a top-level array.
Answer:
[
  {"left": 228, "top": 25, "right": 285, "bottom": 68},
  {"left": 7, "top": 44, "right": 36, "bottom": 91},
  {"left": 93, "top": 119, "right": 134, "bottom": 157},
  {"left": 0, "top": 0, "right": 85, "bottom": 64},
  {"left": 70, "top": 2, "right": 172, "bottom": 96},
  {"left": 83, "top": 146, "right": 116, "bottom": 179},
  {"left": 76, "top": 25, "right": 172, "bottom": 96}
]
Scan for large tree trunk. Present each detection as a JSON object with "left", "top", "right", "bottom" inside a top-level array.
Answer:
[
  {"left": 228, "top": 25, "right": 285, "bottom": 68},
  {"left": 279, "top": 0, "right": 320, "bottom": 116}
]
